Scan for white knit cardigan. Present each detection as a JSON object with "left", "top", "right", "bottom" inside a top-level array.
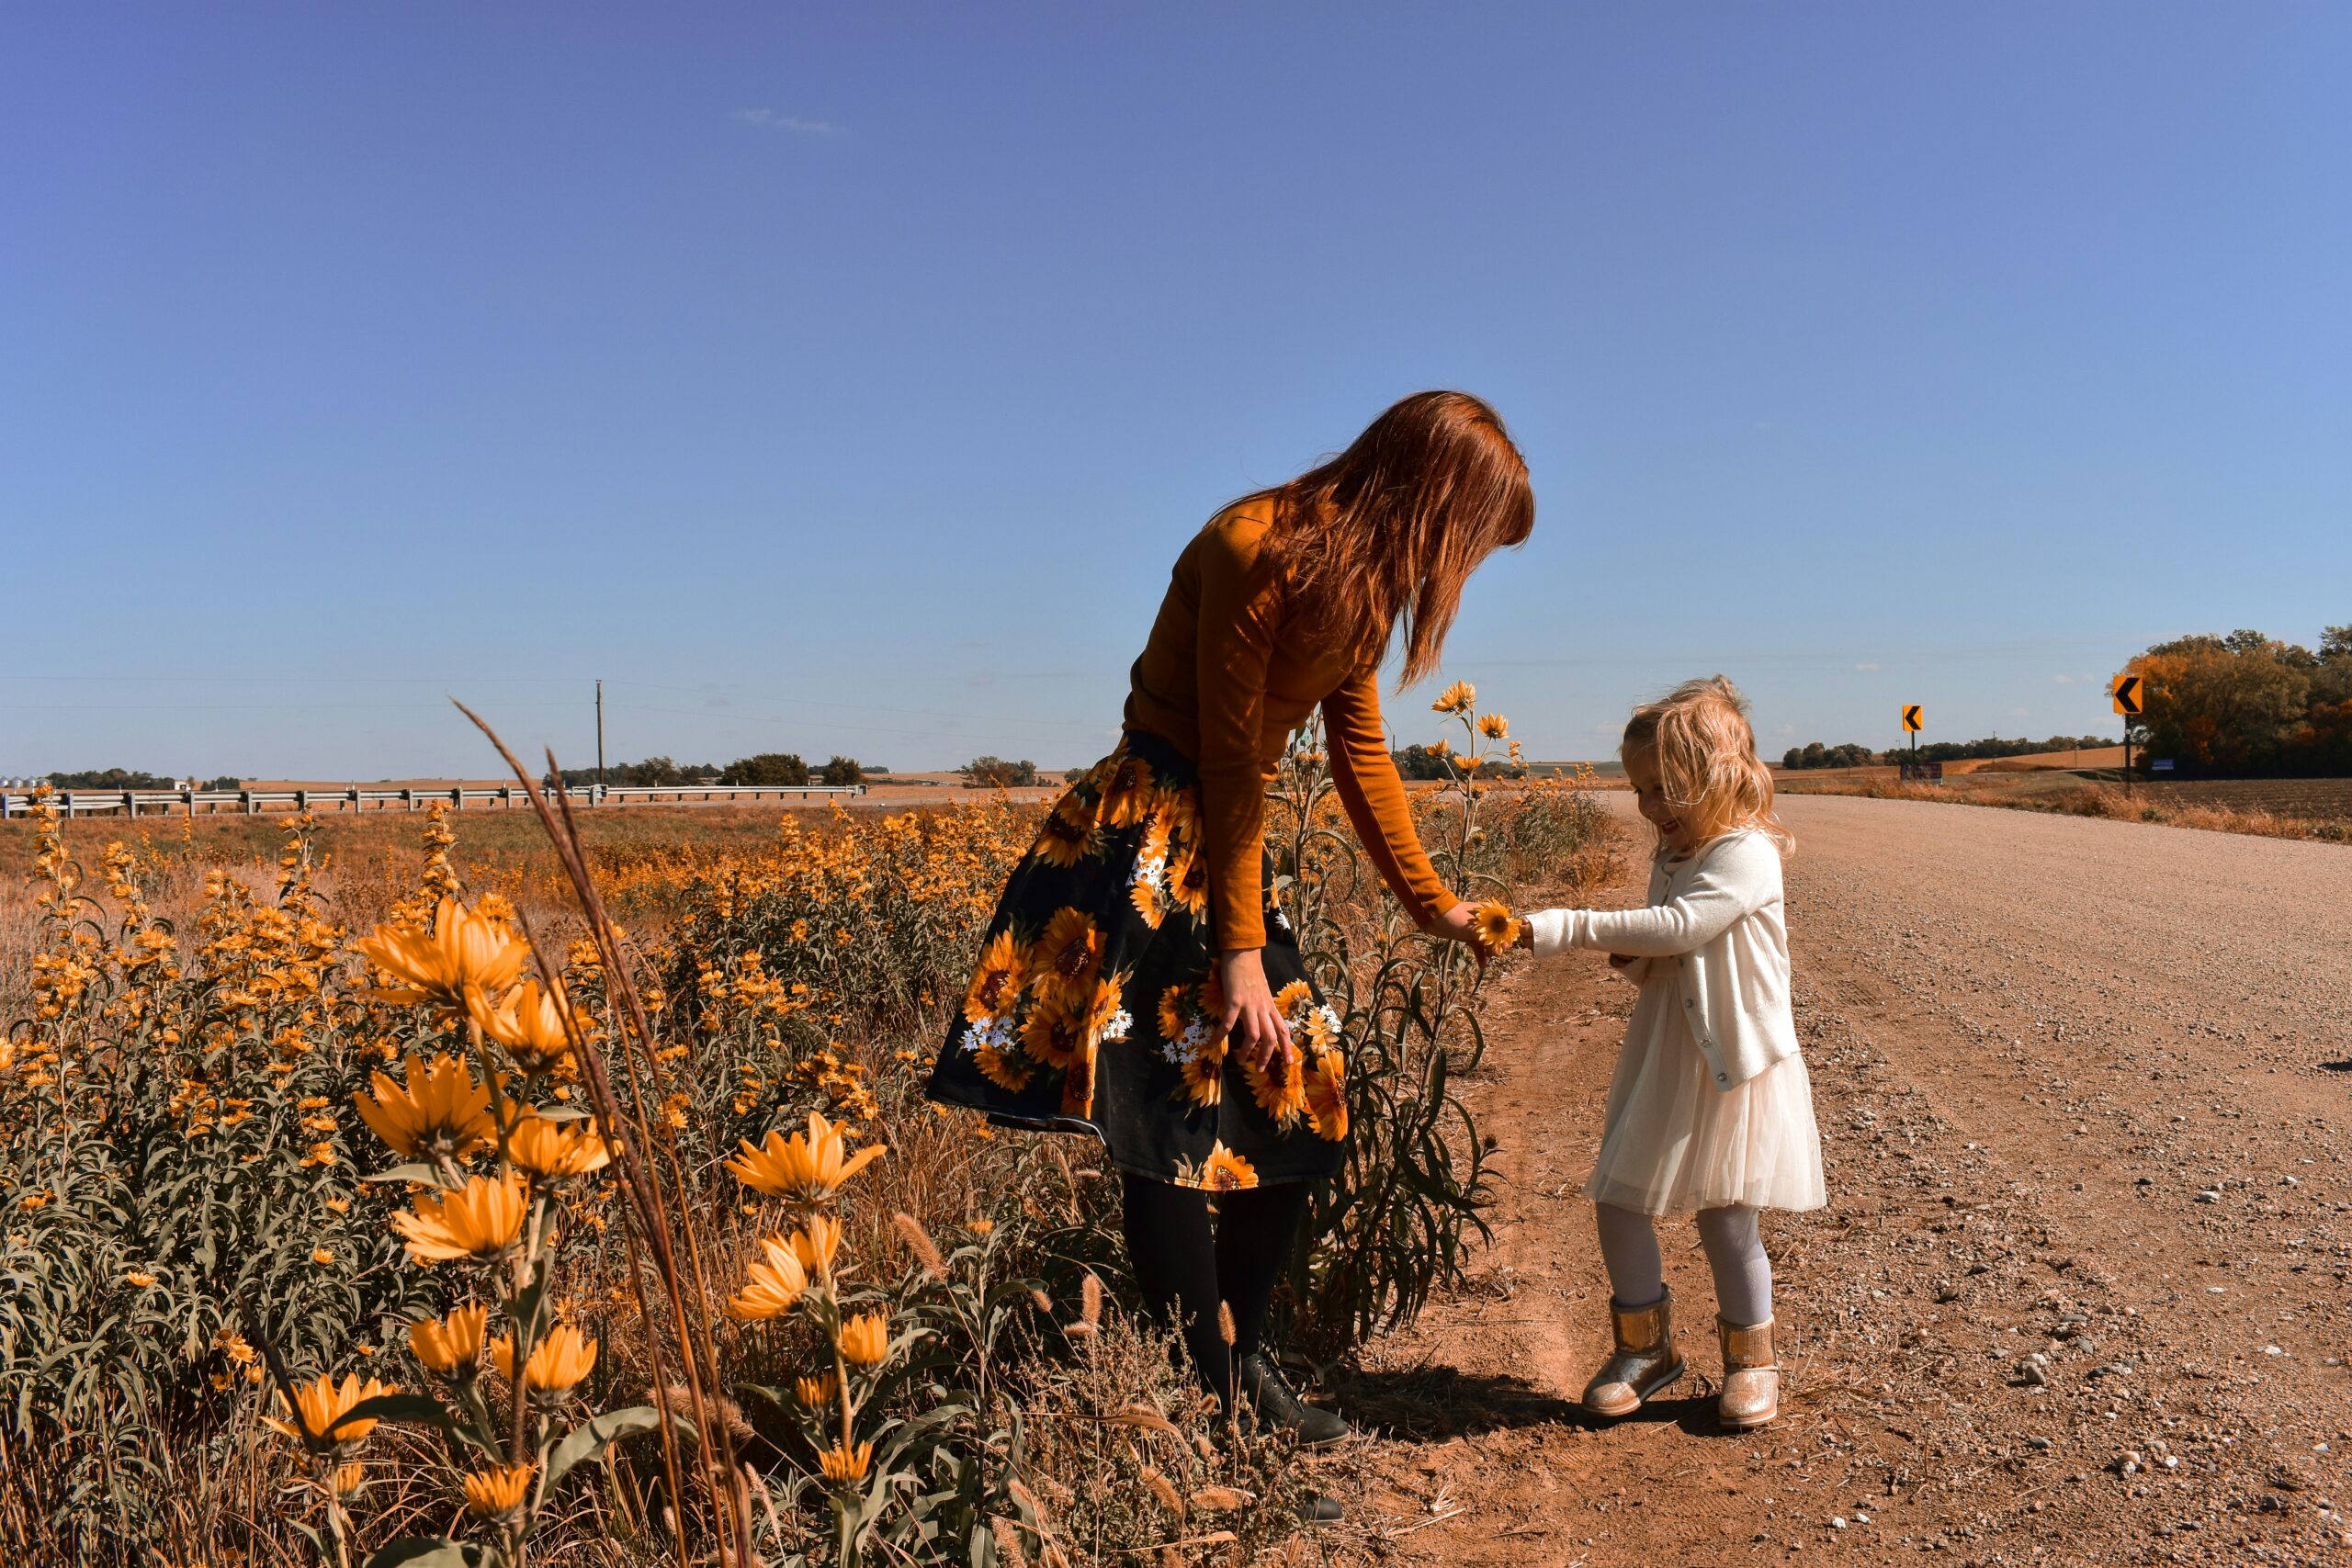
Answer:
[{"left": 1524, "top": 828, "right": 1800, "bottom": 1091}]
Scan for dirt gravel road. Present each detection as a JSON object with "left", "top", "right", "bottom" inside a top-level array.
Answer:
[{"left": 1321, "top": 793, "right": 2352, "bottom": 1566}]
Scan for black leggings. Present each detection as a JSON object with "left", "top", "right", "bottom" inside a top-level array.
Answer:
[{"left": 1120, "top": 1174, "right": 1312, "bottom": 1405}]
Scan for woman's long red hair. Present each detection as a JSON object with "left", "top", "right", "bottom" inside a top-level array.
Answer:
[{"left": 1240, "top": 390, "right": 1533, "bottom": 683}]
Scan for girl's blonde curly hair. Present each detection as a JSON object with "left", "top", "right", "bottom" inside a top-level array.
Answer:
[{"left": 1623, "top": 676, "right": 1793, "bottom": 856}]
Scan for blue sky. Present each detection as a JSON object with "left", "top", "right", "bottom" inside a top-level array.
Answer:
[{"left": 4, "top": 4, "right": 2346, "bottom": 779}]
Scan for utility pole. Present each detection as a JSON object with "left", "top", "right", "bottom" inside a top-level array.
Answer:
[{"left": 595, "top": 679, "right": 606, "bottom": 796}]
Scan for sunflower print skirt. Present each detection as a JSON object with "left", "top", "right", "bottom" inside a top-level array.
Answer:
[{"left": 925, "top": 729, "right": 1347, "bottom": 1191}]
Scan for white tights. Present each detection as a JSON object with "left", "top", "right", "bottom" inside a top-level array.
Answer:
[{"left": 1594, "top": 1201, "right": 1772, "bottom": 1327}]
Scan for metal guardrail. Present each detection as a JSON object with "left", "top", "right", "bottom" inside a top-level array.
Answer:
[{"left": 0, "top": 782, "right": 867, "bottom": 820}]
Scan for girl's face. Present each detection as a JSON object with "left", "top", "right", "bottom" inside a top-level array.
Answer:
[{"left": 1624, "top": 747, "right": 1697, "bottom": 852}]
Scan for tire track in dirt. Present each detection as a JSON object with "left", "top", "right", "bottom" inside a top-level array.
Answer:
[{"left": 1320, "top": 794, "right": 2352, "bottom": 1566}]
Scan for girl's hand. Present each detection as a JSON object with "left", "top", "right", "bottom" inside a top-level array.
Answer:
[{"left": 1216, "top": 948, "right": 1295, "bottom": 1073}]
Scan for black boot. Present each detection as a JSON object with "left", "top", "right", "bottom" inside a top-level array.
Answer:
[{"left": 1238, "top": 1351, "right": 1351, "bottom": 1447}]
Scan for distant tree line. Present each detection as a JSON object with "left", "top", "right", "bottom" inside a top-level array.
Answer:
[
  {"left": 1780, "top": 742, "right": 1883, "bottom": 770},
  {"left": 43, "top": 768, "right": 177, "bottom": 789},
  {"left": 960, "top": 757, "right": 1039, "bottom": 787},
  {"left": 2132, "top": 625, "right": 2352, "bottom": 776},
  {"left": 29, "top": 770, "right": 245, "bottom": 792},
  {"left": 1779, "top": 736, "right": 2109, "bottom": 770},
  {"left": 555, "top": 754, "right": 872, "bottom": 788}
]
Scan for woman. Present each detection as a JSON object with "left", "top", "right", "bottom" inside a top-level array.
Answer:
[{"left": 927, "top": 390, "right": 1533, "bottom": 1452}]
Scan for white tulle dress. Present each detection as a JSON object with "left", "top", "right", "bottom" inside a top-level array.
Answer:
[
  {"left": 1529, "top": 832, "right": 1826, "bottom": 1216},
  {"left": 1585, "top": 971, "right": 1825, "bottom": 1215}
]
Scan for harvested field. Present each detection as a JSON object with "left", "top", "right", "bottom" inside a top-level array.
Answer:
[{"left": 2136, "top": 776, "right": 2352, "bottom": 820}]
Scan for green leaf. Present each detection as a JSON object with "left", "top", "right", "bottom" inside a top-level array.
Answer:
[
  {"left": 361, "top": 1161, "right": 453, "bottom": 1187},
  {"left": 363, "top": 1539, "right": 480, "bottom": 1568},
  {"left": 341, "top": 1391, "right": 459, "bottom": 1430},
  {"left": 543, "top": 1404, "right": 662, "bottom": 1489}
]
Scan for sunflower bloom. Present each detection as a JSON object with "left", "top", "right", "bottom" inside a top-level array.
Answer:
[
  {"left": 331, "top": 1461, "right": 366, "bottom": 1498},
  {"left": 795, "top": 1371, "right": 840, "bottom": 1408},
  {"left": 409, "top": 1303, "right": 488, "bottom": 1375},
  {"left": 392, "top": 1171, "right": 528, "bottom": 1263},
  {"left": 723, "top": 1111, "right": 886, "bottom": 1204},
  {"left": 725, "top": 1235, "right": 809, "bottom": 1321},
  {"left": 461, "top": 1462, "right": 535, "bottom": 1517},
  {"left": 1469, "top": 899, "right": 1522, "bottom": 956},
  {"left": 1059, "top": 1035, "right": 1098, "bottom": 1118},
  {"left": 352, "top": 896, "right": 528, "bottom": 1010},
  {"left": 974, "top": 1041, "right": 1034, "bottom": 1093},
  {"left": 1097, "top": 752, "right": 1157, "bottom": 829},
  {"left": 1017, "top": 995, "right": 1085, "bottom": 1070},
  {"left": 962, "top": 931, "right": 1026, "bottom": 1024},
  {"left": 1305, "top": 1050, "right": 1349, "bottom": 1142},
  {"left": 1431, "top": 680, "right": 1476, "bottom": 716},
  {"left": 1241, "top": 1043, "right": 1306, "bottom": 1126},
  {"left": 352, "top": 1052, "right": 494, "bottom": 1162},
  {"left": 1027, "top": 908, "right": 1102, "bottom": 1003},
  {"left": 1169, "top": 846, "right": 1212, "bottom": 917},
  {"left": 262, "top": 1372, "right": 399, "bottom": 1450},
  {"left": 1201, "top": 1144, "right": 1258, "bottom": 1192},
  {"left": 1156, "top": 982, "right": 1193, "bottom": 1043},
  {"left": 1180, "top": 1039, "right": 1226, "bottom": 1108},
  {"left": 820, "top": 1441, "right": 872, "bottom": 1483},
  {"left": 836, "top": 1312, "right": 890, "bottom": 1366},
  {"left": 1476, "top": 712, "right": 1510, "bottom": 739},
  {"left": 506, "top": 1113, "right": 612, "bottom": 1179},
  {"left": 1031, "top": 793, "right": 1096, "bottom": 868},
  {"left": 467, "top": 976, "right": 577, "bottom": 1074}
]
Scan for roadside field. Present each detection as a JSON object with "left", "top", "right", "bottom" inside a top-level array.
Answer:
[{"left": 2136, "top": 776, "right": 2352, "bottom": 820}]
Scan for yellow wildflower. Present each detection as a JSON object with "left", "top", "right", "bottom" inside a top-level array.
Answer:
[
  {"left": 351, "top": 896, "right": 527, "bottom": 1010},
  {"left": 836, "top": 1312, "right": 890, "bottom": 1366},
  {"left": 461, "top": 1462, "right": 534, "bottom": 1517},
  {"left": 724, "top": 1235, "right": 809, "bottom": 1321},
  {"left": 408, "top": 1303, "right": 488, "bottom": 1375},
  {"left": 351, "top": 1053, "right": 494, "bottom": 1162},
  {"left": 262, "top": 1372, "right": 399, "bottom": 1450},
  {"left": 723, "top": 1111, "right": 885, "bottom": 1204},
  {"left": 392, "top": 1172, "right": 528, "bottom": 1263}
]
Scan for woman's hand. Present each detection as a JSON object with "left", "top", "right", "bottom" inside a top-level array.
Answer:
[
  {"left": 1426, "top": 902, "right": 1483, "bottom": 947},
  {"left": 1216, "top": 947, "right": 1294, "bottom": 1073},
  {"left": 1430, "top": 900, "right": 1513, "bottom": 968}
]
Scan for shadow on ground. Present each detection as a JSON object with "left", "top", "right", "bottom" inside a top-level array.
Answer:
[{"left": 1332, "top": 1363, "right": 1736, "bottom": 1441}]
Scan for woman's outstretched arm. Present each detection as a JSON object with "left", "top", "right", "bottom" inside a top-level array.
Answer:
[{"left": 1321, "top": 668, "right": 1464, "bottom": 931}]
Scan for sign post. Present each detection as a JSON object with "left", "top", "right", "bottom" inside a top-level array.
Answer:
[{"left": 2112, "top": 674, "right": 2143, "bottom": 798}]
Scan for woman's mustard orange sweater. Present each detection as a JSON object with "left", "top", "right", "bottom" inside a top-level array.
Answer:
[{"left": 1123, "top": 503, "right": 1457, "bottom": 949}]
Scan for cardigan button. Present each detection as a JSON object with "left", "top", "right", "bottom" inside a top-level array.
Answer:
[{"left": 1716, "top": 1072, "right": 1729, "bottom": 1084}]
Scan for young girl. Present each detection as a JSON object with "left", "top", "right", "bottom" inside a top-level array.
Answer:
[{"left": 1517, "top": 676, "right": 1824, "bottom": 1428}]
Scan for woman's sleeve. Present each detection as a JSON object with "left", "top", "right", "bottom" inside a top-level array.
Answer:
[
  {"left": 1195, "top": 527, "right": 1283, "bottom": 950},
  {"left": 1524, "top": 837, "right": 1775, "bottom": 957},
  {"left": 1320, "top": 667, "right": 1459, "bottom": 929}
]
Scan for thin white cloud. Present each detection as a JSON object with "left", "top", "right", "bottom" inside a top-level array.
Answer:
[
  {"left": 1854, "top": 661, "right": 1881, "bottom": 672},
  {"left": 732, "top": 108, "right": 849, "bottom": 138}
]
